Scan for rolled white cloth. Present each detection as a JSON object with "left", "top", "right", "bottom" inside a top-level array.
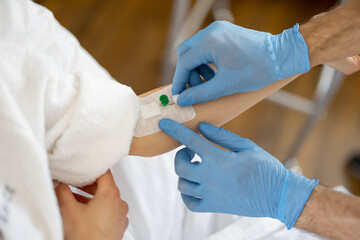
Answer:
[
  {"left": 0, "top": 0, "right": 139, "bottom": 239},
  {"left": 0, "top": 40, "right": 139, "bottom": 239}
]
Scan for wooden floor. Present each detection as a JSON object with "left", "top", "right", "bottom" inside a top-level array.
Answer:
[{"left": 38, "top": 0, "right": 360, "bottom": 191}]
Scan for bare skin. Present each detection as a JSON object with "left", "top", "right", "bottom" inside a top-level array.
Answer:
[
  {"left": 326, "top": 55, "right": 360, "bottom": 75},
  {"left": 292, "top": 1, "right": 360, "bottom": 238},
  {"left": 300, "top": 0, "right": 360, "bottom": 68},
  {"left": 295, "top": 185, "right": 360, "bottom": 240},
  {"left": 129, "top": 75, "right": 299, "bottom": 157},
  {"left": 55, "top": 172, "right": 129, "bottom": 240}
]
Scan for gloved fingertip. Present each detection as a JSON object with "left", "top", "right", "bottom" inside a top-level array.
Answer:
[
  {"left": 171, "top": 84, "right": 183, "bottom": 95},
  {"left": 177, "top": 93, "right": 192, "bottom": 106},
  {"left": 172, "top": 90, "right": 180, "bottom": 96},
  {"left": 158, "top": 118, "right": 172, "bottom": 130},
  {"left": 199, "top": 122, "right": 217, "bottom": 135},
  {"left": 198, "top": 122, "right": 212, "bottom": 130},
  {"left": 177, "top": 42, "right": 192, "bottom": 58}
]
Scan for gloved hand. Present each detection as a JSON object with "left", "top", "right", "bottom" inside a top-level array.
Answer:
[
  {"left": 172, "top": 21, "right": 310, "bottom": 106},
  {"left": 159, "top": 119, "right": 318, "bottom": 229}
]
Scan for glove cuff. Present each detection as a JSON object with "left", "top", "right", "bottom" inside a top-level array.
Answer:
[
  {"left": 271, "top": 23, "right": 311, "bottom": 80},
  {"left": 277, "top": 171, "right": 319, "bottom": 229}
]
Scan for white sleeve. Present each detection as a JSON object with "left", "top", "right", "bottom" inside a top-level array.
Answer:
[
  {"left": 0, "top": 0, "right": 140, "bottom": 186},
  {"left": 0, "top": 1, "right": 138, "bottom": 239},
  {"left": 0, "top": 41, "right": 139, "bottom": 187}
]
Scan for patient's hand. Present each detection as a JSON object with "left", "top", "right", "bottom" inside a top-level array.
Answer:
[
  {"left": 326, "top": 55, "right": 360, "bottom": 75},
  {"left": 55, "top": 171, "right": 129, "bottom": 240}
]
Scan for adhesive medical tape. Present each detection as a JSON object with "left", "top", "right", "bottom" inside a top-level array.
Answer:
[{"left": 134, "top": 86, "right": 196, "bottom": 137}]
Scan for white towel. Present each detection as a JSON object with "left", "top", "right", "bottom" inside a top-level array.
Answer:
[{"left": 0, "top": 0, "right": 141, "bottom": 239}]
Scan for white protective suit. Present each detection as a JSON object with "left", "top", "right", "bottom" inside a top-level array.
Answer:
[{"left": 0, "top": 0, "right": 333, "bottom": 239}]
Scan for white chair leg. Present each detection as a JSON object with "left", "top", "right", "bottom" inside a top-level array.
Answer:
[
  {"left": 161, "top": 0, "right": 217, "bottom": 85},
  {"left": 285, "top": 66, "right": 345, "bottom": 162},
  {"left": 161, "top": 0, "right": 191, "bottom": 85}
]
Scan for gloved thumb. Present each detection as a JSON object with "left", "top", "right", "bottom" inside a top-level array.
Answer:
[
  {"left": 199, "top": 122, "right": 256, "bottom": 152},
  {"left": 177, "top": 76, "right": 223, "bottom": 106}
]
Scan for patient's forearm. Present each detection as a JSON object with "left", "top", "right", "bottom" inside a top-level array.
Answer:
[
  {"left": 129, "top": 0, "right": 360, "bottom": 157},
  {"left": 295, "top": 185, "right": 360, "bottom": 240},
  {"left": 129, "top": 74, "right": 299, "bottom": 157}
]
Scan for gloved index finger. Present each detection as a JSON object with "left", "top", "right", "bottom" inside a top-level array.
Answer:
[
  {"left": 172, "top": 45, "right": 210, "bottom": 95},
  {"left": 159, "top": 118, "right": 219, "bottom": 158},
  {"left": 172, "top": 64, "right": 190, "bottom": 95},
  {"left": 199, "top": 122, "right": 257, "bottom": 152},
  {"left": 172, "top": 43, "right": 192, "bottom": 95}
]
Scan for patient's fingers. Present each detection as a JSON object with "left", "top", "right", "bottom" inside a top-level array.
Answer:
[
  {"left": 55, "top": 184, "right": 76, "bottom": 207},
  {"left": 73, "top": 192, "right": 91, "bottom": 204},
  {"left": 78, "top": 183, "right": 97, "bottom": 196},
  {"left": 78, "top": 171, "right": 117, "bottom": 198},
  {"left": 96, "top": 171, "right": 118, "bottom": 195},
  {"left": 53, "top": 180, "right": 60, "bottom": 188}
]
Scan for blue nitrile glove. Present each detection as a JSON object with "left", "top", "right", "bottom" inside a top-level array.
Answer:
[
  {"left": 172, "top": 21, "right": 310, "bottom": 106},
  {"left": 159, "top": 119, "right": 318, "bottom": 229}
]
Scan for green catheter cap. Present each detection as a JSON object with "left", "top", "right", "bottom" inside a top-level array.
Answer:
[{"left": 159, "top": 94, "right": 169, "bottom": 106}]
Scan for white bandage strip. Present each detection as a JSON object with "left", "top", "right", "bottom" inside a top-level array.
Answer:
[
  {"left": 172, "top": 94, "right": 179, "bottom": 105},
  {"left": 140, "top": 102, "right": 162, "bottom": 119},
  {"left": 134, "top": 86, "right": 196, "bottom": 137}
]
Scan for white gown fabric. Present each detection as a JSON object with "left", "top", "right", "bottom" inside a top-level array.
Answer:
[
  {"left": 0, "top": 0, "right": 138, "bottom": 239},
  {"left": 0, "top": 0, "right": 334, "bottom": 240},
  {"left": 113, "top": 150, "right": 328, "bottom": 240},
  {"left": 112, "top": 149, "right": 239, "bottom": 240}
]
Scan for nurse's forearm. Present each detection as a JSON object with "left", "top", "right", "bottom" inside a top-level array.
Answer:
[
  {"left": 294, "top": 185, "right": 360, "bottom": 240},
  {"left": 129, "top": 74, "right": 299, "bottom": 157},
  {"left": 300, "top": 0, "right": 360, "bottom": 67}
]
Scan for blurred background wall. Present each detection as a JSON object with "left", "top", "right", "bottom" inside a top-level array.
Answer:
[{"left": 37, "top": 0, "right": 360, "bottom": 193}]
